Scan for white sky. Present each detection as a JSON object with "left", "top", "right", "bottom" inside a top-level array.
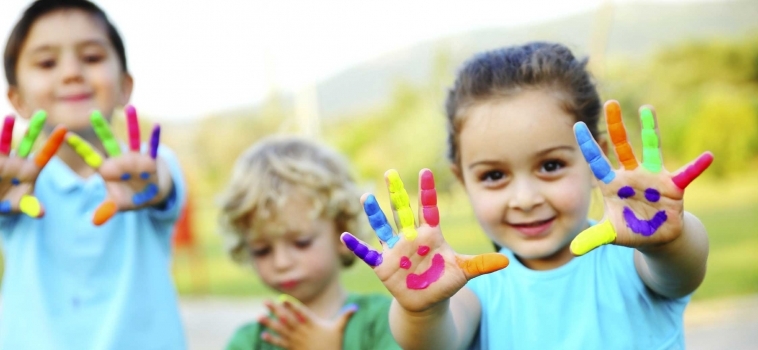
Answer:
[{"left": 0, "top": 0, "right": 723, "bottom": 122}]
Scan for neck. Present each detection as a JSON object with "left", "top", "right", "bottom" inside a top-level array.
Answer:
[
  {"left": 303, "top": 277, "right": 348, "bottom": 319},
  {"left": 518, "top": 245, "right": 574, "bottom": 270}
]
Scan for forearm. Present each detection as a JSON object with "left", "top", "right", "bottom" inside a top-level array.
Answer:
[
  {"left": 635, "top": 211, "right": 709, "bottom": 298},
  {"left": 389, "top": 288, "right": 479, "bottom": 350},
  {"left": 152, "top": 157, "right": 175, "bottom": 206}
]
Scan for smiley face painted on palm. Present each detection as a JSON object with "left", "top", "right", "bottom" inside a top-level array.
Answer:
[{"left": 617, "top": 186, "right": 667, "bottom": 236}]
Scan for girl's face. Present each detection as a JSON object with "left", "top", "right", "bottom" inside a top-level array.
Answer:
[
  {"left": 247, "top": 195, "right": 346, "bottom": 304},
  {"left": 455, "top": 89, "right": 596, "bottom": 270},
  {"left": 8, "top": 9, "right": 132, "bottom": 131}
]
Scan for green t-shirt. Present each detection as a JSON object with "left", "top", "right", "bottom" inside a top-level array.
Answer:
[{"left": 225, "top": 293, "right": 401, "bottom": 350}]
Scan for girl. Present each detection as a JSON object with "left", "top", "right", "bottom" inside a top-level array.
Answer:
[
  {"left": 341, "top": 42, "right": 713, "bottom": 349},
  {"left": 219, "top": 136, "right": 401, "bottom": 350}
]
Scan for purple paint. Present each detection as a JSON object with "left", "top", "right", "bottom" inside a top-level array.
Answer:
[
  {"left": 644, "top": 188, "right": 660, "bottom": 202},
  {"left": 406, "top": 253, "right": 445, "bottom": 290},
  {"left": 399, "top": 256, "right": 411, "bottom": 269},
  {"left": 149, "top": 125, "right": 160, "bottom": 159},
  {"left": 622, "top": 207, "right": 667, "bottom": 236},
  {"left": 618, "top": 186, "right": 635, "bottom": 199},
  {"left": 342, "top": 233, "right": 382, "bottom": 266}
]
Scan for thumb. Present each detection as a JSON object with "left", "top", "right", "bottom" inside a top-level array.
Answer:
[
  {"left": 570, "top": 219, "right": 617, "bottom": 256},
  {"left": 457, "top": 253, "right": 509, "bottom": 280},
  {"left": 334, "top": 303, "right": 359, "bottom": 331}
]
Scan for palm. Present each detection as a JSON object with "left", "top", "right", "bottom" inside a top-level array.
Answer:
[
  {"left": 99, "top": 152, "right": 158, "bottom": 211},
  {"left": 570, "top": 100, "right": 713, "bottom": 255},
  {"left": 342, "top": 169, "right": 508, "bottom": 313}
]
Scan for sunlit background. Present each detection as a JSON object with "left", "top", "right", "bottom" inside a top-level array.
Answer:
[{"left": 1, "top": 0, "right": 757, "bottom": 347}]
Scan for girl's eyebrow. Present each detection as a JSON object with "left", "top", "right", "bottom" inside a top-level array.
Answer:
[
  {"left": 27, "top": 39, "right": 108, "bottom": 54},
  {"left": 76, "top": 39, "right": 109, "bottom": 49},
  {"left": 535, "top": 145, "right": 575, "bottom": 156}
]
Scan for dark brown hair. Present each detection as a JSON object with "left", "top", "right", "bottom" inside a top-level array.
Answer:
[
  {"left": 4, "top": 0, "right": 128, "bottom": 86},
  {"left": 445, "top": 42, "right": 602, "bottom": 165}
]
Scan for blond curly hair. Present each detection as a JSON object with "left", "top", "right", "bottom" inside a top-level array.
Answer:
[{"left": 218, "top": 136, "right": 367, "bottom": 267}]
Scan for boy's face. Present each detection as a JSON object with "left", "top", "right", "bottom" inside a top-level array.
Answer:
[
  {"left": 248, "top": 195, "right": 346, "bottom": 304},
  {"left": 8, "top": 9, "right": 132, "bottom": 132}
]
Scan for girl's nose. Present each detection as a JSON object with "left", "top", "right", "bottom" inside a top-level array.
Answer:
[
  {"left": 59, "top": 53, "right": 84, "bottom": 84},
  {"left": 507, "top": 177, "right": 545, "bottom": 212}
]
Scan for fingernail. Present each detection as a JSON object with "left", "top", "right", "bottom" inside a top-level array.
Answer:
[{"left": 339, "top": 303, "right": 359, "bottom": 313}]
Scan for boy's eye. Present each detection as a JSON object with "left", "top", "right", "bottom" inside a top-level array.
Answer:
[
  {"left": 294, "top": 238, "right": 313, "bottom": 249},
  {"left": 250, "top": 246, "right": 271, "bottom": 257},
  {"left": 480, "top": 170, "right": 505, "bottom": 183},
  {"left": 540, "top": 160, "right": 565, "bottom": 173}
]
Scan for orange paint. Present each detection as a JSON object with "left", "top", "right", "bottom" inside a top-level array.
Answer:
[
  {"left": 34, "top": 126, "right": 67, "bottom": 167},
  {"left": 605, "top": 101, "right": 638, "bottom": 170},
  {"left": 457, "top": 253, "right": 509, "bottom": 277},
  {"left": 93, "top": 200, "right": 117, "bottom": 226}
]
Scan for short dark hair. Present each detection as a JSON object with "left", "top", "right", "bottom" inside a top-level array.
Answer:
[{"left": 4, "top": 0, "right": 128, "bottom": 86}]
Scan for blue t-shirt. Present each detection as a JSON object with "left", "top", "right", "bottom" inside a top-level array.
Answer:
[
  {"left": 466, "top": 244, "right": 689, "bottom": 350},
  {"left": 0, "top": 146, "right": 186, "bottom": 350}
]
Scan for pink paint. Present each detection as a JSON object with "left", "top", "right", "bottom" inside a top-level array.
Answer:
[
  {"left": 0, "top": 116, "right": 14, "bottom": 155},
  {"left": 406, "top": 253, "right": 445, "bottom": 290},
  {"left": 125, "top": 105, "right": 141, "bottom": 152},
  {"left": 672, "top": 152, "right": 713, "bottom": 190},
  {"left": 417, "top": 245, "right": 430, "bottom": 256},
  {"left": 399, "top": 256, "right": 411, "bottom": 269},
  {"left": 420, "top": 170, "right": 439, "bottom": 226}
]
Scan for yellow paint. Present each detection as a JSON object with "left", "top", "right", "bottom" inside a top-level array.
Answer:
[
  {"left": 19, "top": 195, "right": 41, "bottom": 218},
  {"left": 570, "top": 219, "right": 617, "bottom": 256},
  {"left": 278, "top": 294, "right": 303, "bottom": 306},
  {"left": 67, "top": 134, "right": 103, "bottom": 168},
  {"left": 387, "top": 169, "right": 417, "bottom": 240}
]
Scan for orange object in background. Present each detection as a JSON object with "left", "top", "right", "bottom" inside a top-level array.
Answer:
[
  {"left": 172, "top": 196, "right": 209, "bottom": 294},
  {"left": 173, "top": 199, "right": 195, "bottom": 248}
]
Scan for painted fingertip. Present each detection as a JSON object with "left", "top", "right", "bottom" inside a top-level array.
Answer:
[
  {"left": 278, "top": 294, "right": 301, "bottom": 306},
  {"left": 386, "top": 169, "right": 404, "bottom": 192},
  {"left": 339, "top": 303, "right": 359, "bottom": 314},
  {"left": 93, "top": 201, "right": 117, "bottom": 226},
  {"left": 0, "top": 200, "right": 12, "bottom": 214},
  {"left": 19, "top": 195, "right": 42, "bottom": 218}
]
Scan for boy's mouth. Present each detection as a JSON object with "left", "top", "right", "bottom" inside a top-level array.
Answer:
[
  {"left": 279, "top": 280, "right": 299, "bottom": 290},
  {"left": 508, "top": 217, "right": 556, "bottom": 237}
]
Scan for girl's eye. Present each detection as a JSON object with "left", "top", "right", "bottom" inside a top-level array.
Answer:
[
  {"left": 480, "top": 170, "right": 505, "bottom": 183},
  {"left": 82, "top": 54, "right": 104, "bottom": 64},
  {"left": 294, "top": 238, "right": 313, "bottom": 249},
  {"left": 37, "top": 59, "right": 56, "bottom": 69},
  {"left": 250, "top": 246, "right": 271, "bottom": 257},
  {"left": 541, "top": 160, "right": 565, "bottom": 173}
]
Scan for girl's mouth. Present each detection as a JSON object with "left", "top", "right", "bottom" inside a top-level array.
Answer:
[{"left": 509, "top": 217, "right": 555, "bottom": 237}]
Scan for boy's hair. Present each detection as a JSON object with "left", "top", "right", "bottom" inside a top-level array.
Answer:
[
  {"left": 4, "top": 0, "right": 128, "bottom": 86},
  {"left": 445, "top": 42, "right": 602, "bottom": 165},
  {"left": 218, "top": 136, "right": 367, "bottom": 267}
]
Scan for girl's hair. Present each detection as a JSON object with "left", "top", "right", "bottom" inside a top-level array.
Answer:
[
  {"left": 445, "top": 42, "right": 602, "bottom": 165},
  {"left": 218, "top": 136, "right": 367, "bottom": 267},
  {"left": 4, "top": 0, "right": 128, "bottom": 86}
]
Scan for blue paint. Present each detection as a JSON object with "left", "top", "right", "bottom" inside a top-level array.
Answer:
[
  {"left": 0, "top": 200, "right": 11, "bottom": 213},
  {"left": 132, "top": 183, "right": 159, "bottom": 206},
  {"left": 617, "top": 186, "right": 635, "bottom": 199},
  {"left": 364, "top": 194, "right": 399, "bottom": 248},
  {"left": 120, "top": 173, "right": 131, "bottom": 181},
  {"left": 11, "top": 178, "right": 20, "bottom": 186},
  {"left": 575, "top": 123, "right": 615, "bottom": 184},
  {"left": 140, "top": 172, "right": 150, "bottom": 180},
  {"left": 644, "top": 188, "right": 661, "bottom": 202},
  {"left": 622, "top": 207, "right": 667, "bottom": 236}
]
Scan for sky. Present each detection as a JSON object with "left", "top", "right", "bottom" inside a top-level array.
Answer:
[{"left": 0, "top": 0, "right": 724, "bottom": 122}]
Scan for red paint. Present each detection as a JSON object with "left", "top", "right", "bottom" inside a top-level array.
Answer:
[
  {"left": 672, "top": 152, "right": 713, "bottom": 190},
  {"left": 406, "top": 253, "right": 445, "bottom": 290},
  {"left": 420, "top": 170, "right": 440, "bottom": 226},
  {"left": 399, "top": 256, "right": 411, "bottom": 269},
  {"left": 0, "top": 116, "right": 14, "bottom": 155},
  {"left": 125, "top": 105, "right": 141, "bottom": 152},
  {"left": 417, "top": 245, "right": 430, "bottom": 256}
]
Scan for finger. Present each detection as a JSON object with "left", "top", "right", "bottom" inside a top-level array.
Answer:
[
  {"left": 605, "top": 100, "right": 638, "bottom": 170},
  {"left": 639, "top": 106, "right": 663, "bottom": 173},
  {"left": 17, "top": 110, "right": 46, "bottom": 158},
  {"left": 672, "top": 152, "right": 713, "bottom": 190},
  {"left": 570, "top": 219, "right": 617, "bottom": 256},
  {"left": 91, "top": 110, "right": 122, "bottom": 157},
  {"left": 125, "top": 105, "right": 141, "bottom": 152},
  {"left": 260, "top": 331, "right": 289, "bottom": 348},
  {"left": 334, "top": 303, "right": 359, "bottom": 330},
  {"left": 418, "top": 169, "right": 439, "bottom": 227},
  {"left": 149, "top": 125, "right": 160, "bottom": 159},
  {"left": 66, "top": 133, "right": 104, "bottom": 168},
  {"left": 340, "top": 232, "right": 383, "bottom": 267},
  {"left": 33, "top": 126, "right": 67, "bottom": 168},
  {"left": 133, "top": 183, "right": 159, "bottom": 206},
  {"left": 19, "top": 195, "right": 44, "bottom": 218},
  {"left": 386, "top": 169, "right": 418, "bottom": 241},
  {"left": 93, "top": 200, "right": 117, "bottom": 226},
  {"left": 574, "top": 122, "right": 615, "bottom": 184},
  {"left": 279, "top": 294, "right": 310, "bottom": 324},
  {"left": 456, "top": 253, "right": 509, "bottom": 280},
  {"left": 363, "top": 194, "right": 398, "bottom": 248},
  {"left": 0, "top": 116, "right": 15, "bottom": 155},
  {"left": 264, "top": 301, "right": 295, "bottom": 331}
]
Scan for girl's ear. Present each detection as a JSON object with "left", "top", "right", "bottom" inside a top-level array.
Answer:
[
  {"left": 7, "top": 87, "right": 31, "bottom": 119},
  {"left": 118, "top": 73, "right": 134, "bottom": 106}
]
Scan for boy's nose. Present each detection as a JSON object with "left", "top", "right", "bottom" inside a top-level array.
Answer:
[
  {"left": 272, "top": 247, "right": 295, "bottom": 270},
  {"left": 507, "top": 177, "right": 544, "bottom": 212}
]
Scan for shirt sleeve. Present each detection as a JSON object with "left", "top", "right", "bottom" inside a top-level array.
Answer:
[{"left": 146, "top": 145, "right": 186, "bottom": 226}]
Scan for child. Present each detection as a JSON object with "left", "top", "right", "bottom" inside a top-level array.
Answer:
[
  {"left": 340, "top": 42, "right": 713, "bottom": 349},
  {"left": 1, "top": 1, "right": 186, "bottom": 349},
  {"left": 218, "top": 136, "right": 400, "bottom": 350}
]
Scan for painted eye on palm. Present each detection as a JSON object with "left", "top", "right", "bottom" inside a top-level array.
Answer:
[{"left": 570, "top": 100, "right": 714, "bottom": 256}]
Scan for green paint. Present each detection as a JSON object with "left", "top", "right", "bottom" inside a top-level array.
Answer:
[
  {"left": 91, "top": 110, "right": 121, "bottom": 157},
  {"left": 640, "top": 108, "right": 662, "bottom": 173},
  {"left": 17, "top": 110, "right": 46, "bottom": 157}
]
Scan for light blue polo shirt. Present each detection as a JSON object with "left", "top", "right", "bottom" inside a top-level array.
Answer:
[
  {"left": 466, "top": 244, "right": 689, "bottom": 350},
  {"left": 0, "top": 146, "right": 186, "bottom": 350}
]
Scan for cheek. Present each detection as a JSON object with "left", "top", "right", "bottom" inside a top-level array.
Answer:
[
  {"left": 549, "top": 176, "right": 593, "bottom": 215},
  {"left": 466, "top": 187, "right": 503, "bottom": 225}
]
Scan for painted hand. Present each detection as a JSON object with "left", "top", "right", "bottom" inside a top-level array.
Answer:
[
  {"left": 571, "top": 100, "right": 713, "bottom": 255},
  {"left": 258, "top": 295, "right": 357, "bottom": 350},
  {"left": 66, "top": 106, "right": 163, "bottom": 225},
  {"left": 0, "top": 111, "right": 66, "bottom": 218},
  {"left": 341, "top": 169, "right": 509, "bottom": 313}
]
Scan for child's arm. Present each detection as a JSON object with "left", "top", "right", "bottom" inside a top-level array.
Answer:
[
  {"left": 66, "top": 106, "right": 176, "bottom": 225},
  {"left": 570, "top": 100, "right": 713, "bottom": 298},
  {"left": 341, "top": 169, "right": 508, "bottom": 350}
]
